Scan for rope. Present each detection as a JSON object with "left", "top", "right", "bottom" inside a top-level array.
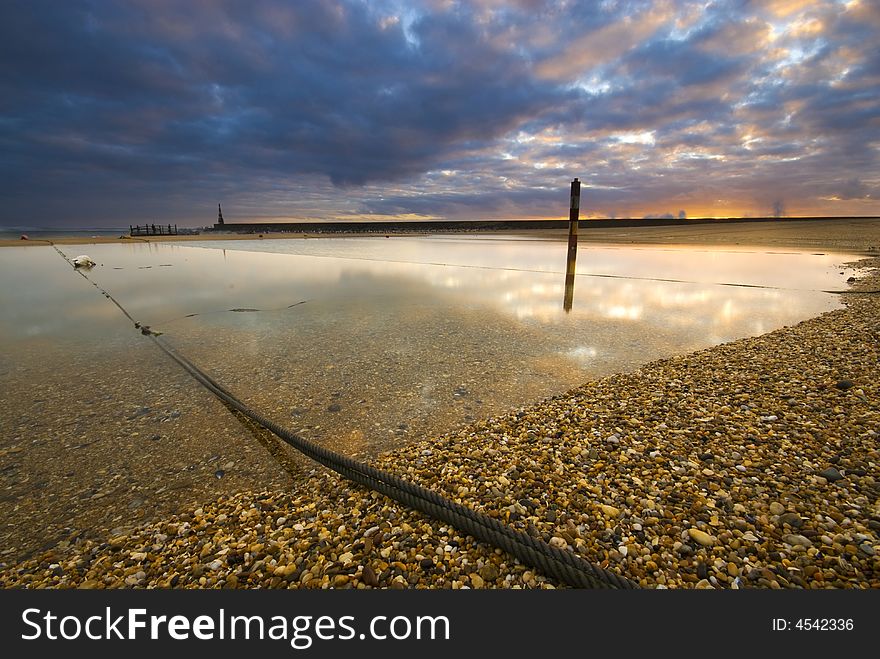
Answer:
[
  {"left": 154, "top": 337, "right": 636, "bottom": 589},
  {"left": 51, "top": 244, "right": 639, "bottom": 588}
]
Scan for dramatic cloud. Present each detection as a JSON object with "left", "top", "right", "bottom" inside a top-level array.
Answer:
[{"left": 0, "top": 0, "right": 877, "bottom": 226}]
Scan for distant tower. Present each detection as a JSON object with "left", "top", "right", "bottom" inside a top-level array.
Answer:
[{"left": 217, "top": 203, "right": 225, "bottom": 225}]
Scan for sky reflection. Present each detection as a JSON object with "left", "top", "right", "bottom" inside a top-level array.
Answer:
[{"left": 0, "top": 237, "right": 856, "bottom": 359}]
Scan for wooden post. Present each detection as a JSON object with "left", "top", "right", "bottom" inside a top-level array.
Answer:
[{"left": 564, "top": 178, "right": 580, "bottom": 312}]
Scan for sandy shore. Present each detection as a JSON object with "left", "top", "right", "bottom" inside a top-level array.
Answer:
[
  {"left": 0, "top": 232, "right": 325, "bottom": 248},
  {"left": 531, "top": 217, "right": 880, "bottom": 253},
  {"left": 1, "top": 219, "right": 878, "bottom": 589}
]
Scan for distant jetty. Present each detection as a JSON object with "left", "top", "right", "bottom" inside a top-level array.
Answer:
[{"left": 213, "top": 216, "right": 879, "bottom": 234}]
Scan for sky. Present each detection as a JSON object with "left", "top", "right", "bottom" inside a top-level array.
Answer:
[{"left": 1, "top": 0, "right": 878, "bottom": 228}]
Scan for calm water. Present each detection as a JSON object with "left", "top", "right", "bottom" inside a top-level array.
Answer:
[
  {"left": 0, "top": 233, "right": 860, "bottom": 453},
  {"left": 1, "top": 236, "right": 859, "bottom": 404},
  {"left": 0, "top": 235, "right": 859, "bottom": 559}
]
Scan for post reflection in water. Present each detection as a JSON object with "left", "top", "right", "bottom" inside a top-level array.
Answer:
[
  {"left": 564, "top": 176, "right": 580, "bottom": 313},
  {"left": 563, "top": 254, "right": 576, "bottom": 312}
]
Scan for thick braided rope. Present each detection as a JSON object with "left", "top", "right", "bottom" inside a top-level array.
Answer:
[{"left": 153, "top": 336, "right": 639, "bottom": 590}]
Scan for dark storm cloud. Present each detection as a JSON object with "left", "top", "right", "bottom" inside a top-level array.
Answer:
[
  {"left": 0, "top": 0, "right": 877, "bottom": 225},
  {"left": 0, "top": 0, "right": 570, "bottom": 220}
]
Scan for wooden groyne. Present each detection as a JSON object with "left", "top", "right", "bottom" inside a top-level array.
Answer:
[{"left": 131, "top": 224, "right": 179, "bottom": 236}]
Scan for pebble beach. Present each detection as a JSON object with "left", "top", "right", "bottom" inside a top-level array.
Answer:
[{"left": 1, "top": 220, "right": 878, "bottom": 589}]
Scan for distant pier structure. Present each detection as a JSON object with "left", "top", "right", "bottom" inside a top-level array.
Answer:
[{"left": 130, "top": 223, "right": 178, "bottom": 236}]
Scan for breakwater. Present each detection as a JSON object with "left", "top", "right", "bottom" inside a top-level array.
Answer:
[{"left": 214, "top": 216, "right": 878, "bottom": 234}]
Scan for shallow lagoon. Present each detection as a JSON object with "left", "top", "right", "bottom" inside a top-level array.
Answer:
[{"left": 1, "top": 235, "right": 860, "bottom": 449}]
